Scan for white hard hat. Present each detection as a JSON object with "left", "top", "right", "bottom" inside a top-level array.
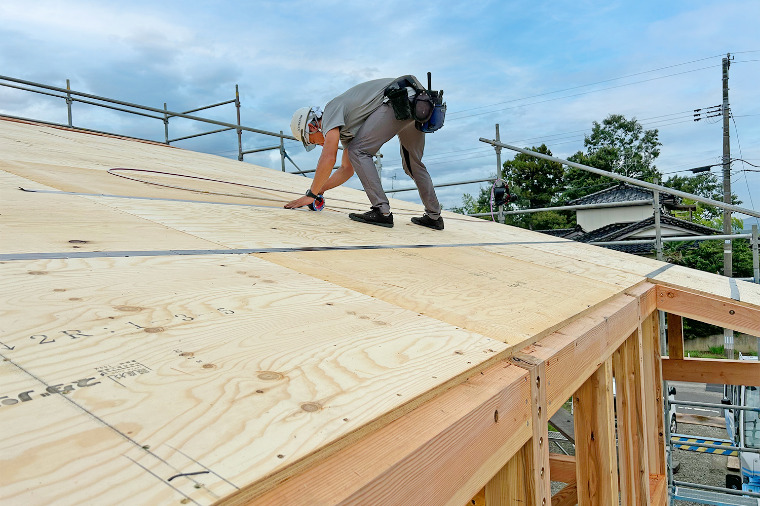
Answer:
[{"left": 290, "top": 106, "right": 322, "bottom": 152}]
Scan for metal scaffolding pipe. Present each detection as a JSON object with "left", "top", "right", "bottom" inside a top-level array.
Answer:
[
  {"left": 670, "top": 399, "right": 759, "bottom": 412},
  {"left": 506, "top": 199, "right": 654, "bottom": 215},
  {"left": 174, "top": 99, "right": 236, "bottom": 116},
  {"left": 479, "top": 138, "right": 760, "bottom": 219},
  {"left": 242, "top": 145, "right": 281, "bottom": 155},
  {"left": 386, "top": 177, "right": 495, "bottom": 194},
  {"left": 674, "top": 481, "right": 760, "bottom": 499},
  {"left": 0, "top": 81, "right": 66, "bottom": 100},
  {"left": 588, "top": 233, "right": 753, "bottom": 247},
  {"left": 662, "top": 233, "right": 752, "bottom": 242},
  {"left": 70, "top": 96, "right": 165, "bottom": 120},
  {"left": 0, "top": 74, "right": 296, "bottom": 141},
  {"left": 169, "top": 127, "right": 235, "bottom": 143}
]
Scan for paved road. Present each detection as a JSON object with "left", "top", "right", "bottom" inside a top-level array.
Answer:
[{"left": 669, "top": 380, "right": 725, "bottom": 418}]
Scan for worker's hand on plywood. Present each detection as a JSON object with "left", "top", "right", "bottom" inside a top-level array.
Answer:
[{"left": 284, "top": 195, "right": 315, "bottom": 209}]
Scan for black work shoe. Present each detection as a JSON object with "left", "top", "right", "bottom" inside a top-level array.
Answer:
[
  {"left": 411, "top": 214, "right": 444, "bottom": 230},
  {"left": 349, "top": 207, "right": 394, "bottom": 228}
]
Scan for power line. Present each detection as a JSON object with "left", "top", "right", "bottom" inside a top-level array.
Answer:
[
  {"left": 447, "top": 65, "right": 720, "bottom": 121},
  {"left": 447, "top": 54, "right": 725, "bottom": 117},
  {"left": 731, "top": 114, "right": 756, "bottom": 209}
]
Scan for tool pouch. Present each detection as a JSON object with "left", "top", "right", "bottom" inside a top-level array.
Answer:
[
  {"left": 385, "top": 86, "right": 413, "bottom": 120},
  {"left": 384, "top": 74, "right": 444, "bottom": 131}
]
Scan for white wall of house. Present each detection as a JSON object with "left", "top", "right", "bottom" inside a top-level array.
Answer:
[
  {"left": 577, "top": 205, "right": 653, "bottom": 232},
  {"left": 628, "top": 225, "right": 695, "bottom": 238}
]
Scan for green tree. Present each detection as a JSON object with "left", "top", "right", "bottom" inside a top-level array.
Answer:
[
  {"left": 501, "top": 144, "right": 564, "bottom": 208},
  {"left": 500, "top": 144, "right": 571, "bottom": 230},
  {"left": 663, "top": 172, "right": 747, "bottom": 339},
  {"left": 562, "top": 114, "right": 662, "bottom": 201},
  {"left": 665, "top": 238, "right": 754, "bottom": 338},
  {"left": 664, "top": 172, "right": 743, "bottom": 230},
  {"left": 451, "top": 188, "right": 491, "bottom": 217}
]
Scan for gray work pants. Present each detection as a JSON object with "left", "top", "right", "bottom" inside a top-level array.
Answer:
[{"left": 345, "top": 103, "right": 441, "bottom": 219}]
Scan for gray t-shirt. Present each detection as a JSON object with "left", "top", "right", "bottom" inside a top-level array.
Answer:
[{"left": 321, "top": 78, "right": 396, "bottom": 146}]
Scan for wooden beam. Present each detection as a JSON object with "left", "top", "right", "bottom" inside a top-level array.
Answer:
[
  {"left": 549, "top": 408, "right": 575, "bottom": 444},
  {"left": 676, "top": 413, "right": 725, "bottom": 428},
  {"left": 641, "top": 311, "right": 667, "bottom": 476},
  {"left": 549, "top": 454, "right": 576, "bottom": 484},
  {"left": 574, "top": 358, "right": 619, "bottom": 506},
  {"left": 667, "top": 313, "right": 684, "bottom": 360},
  {"left": 518, "top": 292, "right": 640, "bottom": 419},
  {"left": 626, "top": 281, "right": 657, "bottom": 319},
  {"left": 484, "top": 442, "right": 533, "bottom": 505},
  {"left": 656, "top": 284, "right": 760, "bottom": 336},
  {"left": 613, "top": 332, "right": 652, "bottom": 506},
  {"left": 242, "top": 360, "right": 532, "bottom": 506},
  {"left": 662, "top": 357, "right": 760, "bottom": 386},
  {"left": 510, "top": 353, "right": 551, "bottom": 506},
  {"left": 551, "top": 482, "right": 578, "bottom": 506}
]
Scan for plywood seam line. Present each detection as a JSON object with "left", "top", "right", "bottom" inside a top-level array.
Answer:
[
  {"left": 644, "top": 264, "right": 676, "bottom": 278},
  {"left": 729, "top": 277, "right": 740, "bottom": 301},
  {"left": 0, "top": 240, "right": 585, "bottom": 261}
]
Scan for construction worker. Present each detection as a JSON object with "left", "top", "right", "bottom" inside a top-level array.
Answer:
[{"left": 284, "top": 76, "right": 444, "bottom": 230}]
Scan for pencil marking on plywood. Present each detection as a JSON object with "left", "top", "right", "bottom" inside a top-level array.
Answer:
[
  {"left": 168, "top": 470, "right": 211, "bottom": 482},
  {"left": 123, "top": 455, "right": 203, "bottom": 506},
  {"left": 165, "top": 444, "right": 241, "bottom": 491}
]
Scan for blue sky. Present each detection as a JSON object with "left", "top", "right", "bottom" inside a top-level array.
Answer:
[{"left": 1, "top": 0, "right": 758, "bottom": 222}]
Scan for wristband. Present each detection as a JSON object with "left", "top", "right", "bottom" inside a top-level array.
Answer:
[
  {"left": 308, "top": 195, "right": 325, "bottom": 212},
  {"left": 305, "top": 189, "right": 319, "bottom": 199}
]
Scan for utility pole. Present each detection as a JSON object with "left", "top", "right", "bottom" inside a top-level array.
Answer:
[{"left": 722, "top": 53, "right": 734, "bottom": 359}]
